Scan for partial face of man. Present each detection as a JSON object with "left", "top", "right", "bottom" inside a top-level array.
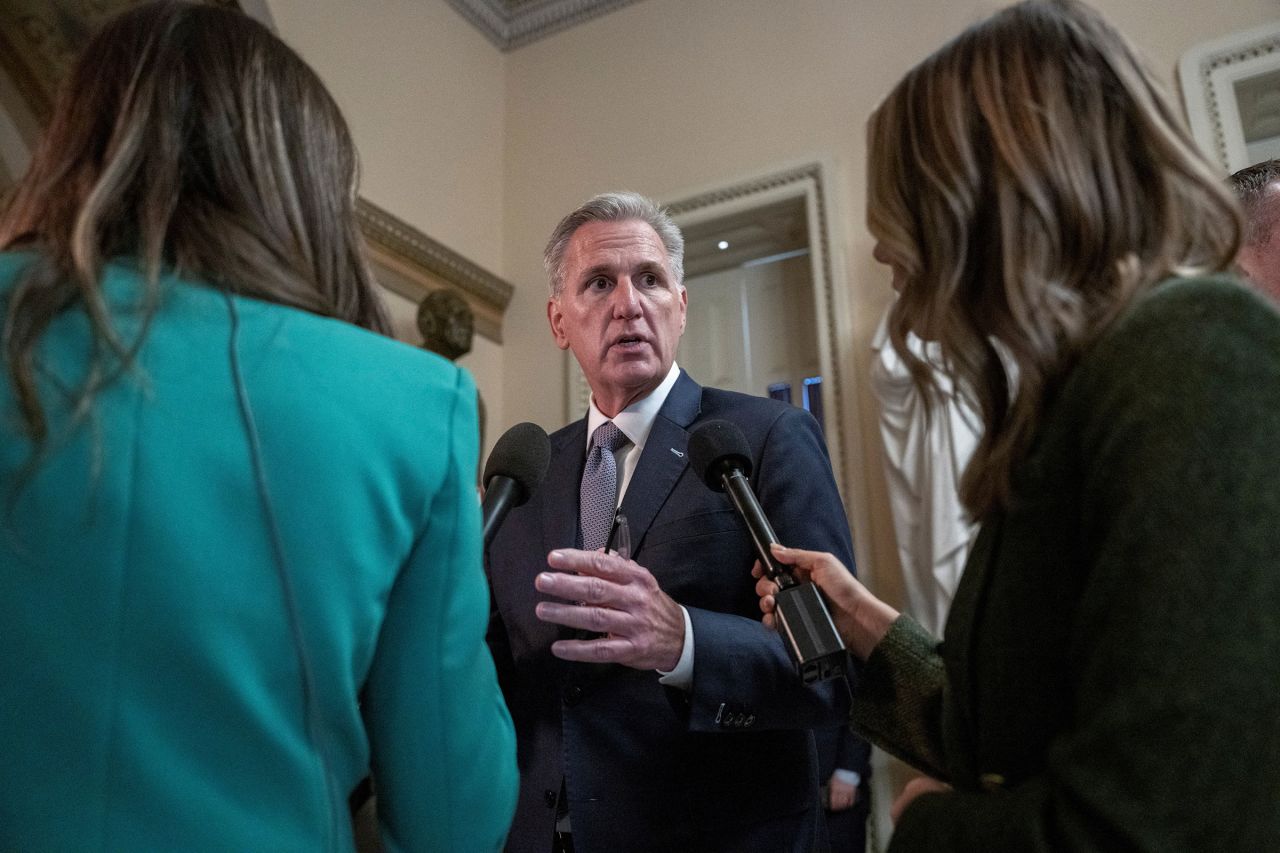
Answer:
[
  {"left": 548, "top": 219, "right": 687, "bottom": 417},
  {"left": 1238, "top": 181, "right": 1280, "bottom": 305}
]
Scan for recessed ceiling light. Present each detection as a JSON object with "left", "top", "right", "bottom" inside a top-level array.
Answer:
[{"left": 717, "top": 240, "right": 729, "bottom": 250}]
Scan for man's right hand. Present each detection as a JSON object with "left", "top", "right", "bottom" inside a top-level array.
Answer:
[
  {"left": 826, "top": 774, "right": 859, "bottom": 812},
  {"left": 533, "top": 548, "right": 686, "bottom": 672}
]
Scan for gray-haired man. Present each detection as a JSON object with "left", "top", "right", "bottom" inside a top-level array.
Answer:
[{"left": 485, "top": 192, "right": 866, "bottom": 853}]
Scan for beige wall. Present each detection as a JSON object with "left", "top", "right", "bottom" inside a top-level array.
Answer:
[
  {"left": 266, "top": 0, "right": 508, "bottom": 433},
  {"left": 266, "top": 0, "right": 506, "bottom": 273}
]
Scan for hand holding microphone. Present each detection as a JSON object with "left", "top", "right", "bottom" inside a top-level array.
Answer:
[
  {"left": 752, "top": 544, "right": 899, "bottom": 663},
  {"left": 688, "top": 420, "right": 849, "bottom": 683}
]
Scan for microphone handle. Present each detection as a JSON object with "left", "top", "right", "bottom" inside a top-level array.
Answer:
[
  {"left": 721, "top": 470, "right": 795, "bottom": 588},
  {"left": 481, "top": 475, "right": 520, "bottom": 546},
  {"left": 719, "top": 467, "right": 846, "bottom": 683}
]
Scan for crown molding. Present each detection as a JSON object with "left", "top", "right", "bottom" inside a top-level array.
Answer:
[
  {"left": 356, "top": 198, "right": 514, "bottom": 343},
  {"left": 445, "top": 0, "right": 644, "bottom": 51}
]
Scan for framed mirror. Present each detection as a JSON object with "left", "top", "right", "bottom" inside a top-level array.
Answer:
[{"left": 1181, "top": 20, "right": 1280, "bottom": 172}]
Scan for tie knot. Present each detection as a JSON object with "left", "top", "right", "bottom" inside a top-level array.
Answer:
[{"left": 592, "top": 421, "right": 628, "bottom": 453}]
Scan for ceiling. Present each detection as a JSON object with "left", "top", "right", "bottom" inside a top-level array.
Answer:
[{"left": 445, "top": 0, "right": 646, "bottom": 51}]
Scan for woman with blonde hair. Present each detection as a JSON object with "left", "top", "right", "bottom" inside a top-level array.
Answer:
[
  {"left": 759, "top": 0, "right": 1280, "bottom": 848},
  {"left": 0, "top": 2, "right": 516, "bottom": 850}
]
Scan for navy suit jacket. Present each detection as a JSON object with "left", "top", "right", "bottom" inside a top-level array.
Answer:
[{"left": 487, "top": 370, "right": 862, "bottom": 853}]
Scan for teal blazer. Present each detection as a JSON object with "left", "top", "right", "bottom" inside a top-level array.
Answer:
[
  {"left": 0, "top": 253, "right": 517, "bottom": 852},
  {"left": 853, "top": 276, "right": 1280, "bottom": 850}
]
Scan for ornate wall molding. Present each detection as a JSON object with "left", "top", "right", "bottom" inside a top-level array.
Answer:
[
  {"left": 445, "top": 0, "right": 645, "bottom": 51},
  {"left": 1180, "top": 21, "right": 1280, "bottom": 172},
  {"left": 665, "top": 164, "right": 828, "bottom": 220},
  {"left": 0, "top": 0, "right": 513, "bottom": 344},
  {"left": 357, "top": 199, "right": 513, "bottom": 343}
]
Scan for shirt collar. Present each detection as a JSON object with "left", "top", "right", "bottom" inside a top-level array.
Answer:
[{"left": 586, "top": 362, "right": 681, "bottom": 453}]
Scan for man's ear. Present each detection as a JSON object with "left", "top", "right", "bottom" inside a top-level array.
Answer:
[
  {"left": 678, "top": 285, "right": 688, "bottom": 334},
  {"left": 548, "top": 297, "right": 570, "bottom": 350}
]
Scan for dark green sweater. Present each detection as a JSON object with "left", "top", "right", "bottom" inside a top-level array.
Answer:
[{"left": 854, "top": 275, "right": 1280, "bottom": 851}]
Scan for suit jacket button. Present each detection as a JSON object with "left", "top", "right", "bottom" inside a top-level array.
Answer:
[
  {"left": 564, "top": 685, "right": 584, "bottom": 705},
  {"left": 979, "top": 773, "right": 1006, "bottom": 792},
  {"left": 544, "top": 789, "right": 558, "bottom": 809}
]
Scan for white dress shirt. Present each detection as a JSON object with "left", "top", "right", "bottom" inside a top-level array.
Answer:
[{"left": 584, "top": 362, "right": 694, "bottom": 689}]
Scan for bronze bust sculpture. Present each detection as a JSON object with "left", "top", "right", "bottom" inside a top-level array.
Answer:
[
  {"left": 417, "top": 288, "right": 474, "bottom": 362},
  {"left": 417, "top": 288, "right": 485, "bottom": 450}
]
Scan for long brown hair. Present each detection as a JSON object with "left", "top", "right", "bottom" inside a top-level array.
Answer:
[
  {"left": 1, "top": 0, "right": 389, "bottom": 442},
  {"left": 866, "top": 0, "right": 1241, "bottom": 519}
]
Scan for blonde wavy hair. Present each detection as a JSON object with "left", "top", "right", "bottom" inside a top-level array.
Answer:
[{"left": 867, "top": 0, "right": 1242, "bottom": 519}]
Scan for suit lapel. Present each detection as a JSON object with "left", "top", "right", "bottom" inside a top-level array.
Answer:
[
  {"left": 541, "top": 420, "right": 588, "bottom": 555},
  {"left": 619, "top": 370, "right": 702, "bottom": 556}
]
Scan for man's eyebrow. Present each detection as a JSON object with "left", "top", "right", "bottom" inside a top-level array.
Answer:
[
  {"left": 576, "top": 260, "right": 667, "bottom": 280},
  {"left": 576, "top": 264, "right": 615, "bottom": 282}
]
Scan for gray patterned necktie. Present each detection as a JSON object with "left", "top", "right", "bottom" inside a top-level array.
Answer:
[{"left": 579, "top": 421, "right": 628, "bottom": 551}]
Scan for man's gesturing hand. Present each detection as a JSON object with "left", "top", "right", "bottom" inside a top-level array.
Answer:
[{"left": 534, "top": 548, "right": 684, "bottom": 672}]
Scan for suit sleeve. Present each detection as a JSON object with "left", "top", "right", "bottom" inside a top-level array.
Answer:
[
  {"left": 815, "top": 719, "right": 875, "bottom": 785},
  {"left": 361, "top": 367, "right": 517, "bottom": 853},
  {"left": 849, "top": 614, "right": 949, "bottom": 778},
  {"left": 684, "top": 404, "right": 858, "bottom": 734},
  {"left": 891, "top": 285, "right": 1280, "bottom": 851},
  {"left": 832, "top": 716, "right": 873, "bottom": 779}
]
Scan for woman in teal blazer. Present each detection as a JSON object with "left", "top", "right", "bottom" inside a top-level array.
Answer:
[
  {"left": 759, "top": 1, "right": 1280, "bottom": 850},
  {"left": 0, "top": 4, "right": 515, "bottom": 851}
]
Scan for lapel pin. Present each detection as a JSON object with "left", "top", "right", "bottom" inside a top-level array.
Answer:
[{"left": 670, "top": 448, "right": 685, "bottom": 458}]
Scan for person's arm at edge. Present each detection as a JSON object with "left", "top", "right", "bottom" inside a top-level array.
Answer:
[{"left": 892, "top": 282, "right": 1280, "bottom": 851}]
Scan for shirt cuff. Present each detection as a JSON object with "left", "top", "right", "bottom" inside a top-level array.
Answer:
[
  {"left": 832, "top": 768, "right": 862, "bottom": 788},
  {"left": 657, "top": 605, "right": 694, "bottom": 690}
]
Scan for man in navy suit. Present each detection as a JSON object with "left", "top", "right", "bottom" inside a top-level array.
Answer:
[{"left": 486, "top": 191, "right": 866, "bottom": 853}]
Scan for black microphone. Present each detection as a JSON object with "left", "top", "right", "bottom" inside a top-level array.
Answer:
[
  {"left": 688, "top": 419, "right": 847, "bottom": 684},
  {"left": 482, "top": 422, "right": 551, "bottom": 546}
]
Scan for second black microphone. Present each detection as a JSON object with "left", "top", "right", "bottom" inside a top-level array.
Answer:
[{"left": 689, "top": 419, "right": 848, "bottom": 684}]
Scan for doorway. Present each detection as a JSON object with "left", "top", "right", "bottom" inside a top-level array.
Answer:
[{"left": 679, "top": 195, "right": 825, "bottom": 432}]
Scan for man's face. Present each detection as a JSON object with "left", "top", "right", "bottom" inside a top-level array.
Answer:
[
  {"left": 1238, "top": 181, "right": 1280, "bottom": 305},
  {"left": 548, "top": 219, "right": 687, "bottom": 417}
]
